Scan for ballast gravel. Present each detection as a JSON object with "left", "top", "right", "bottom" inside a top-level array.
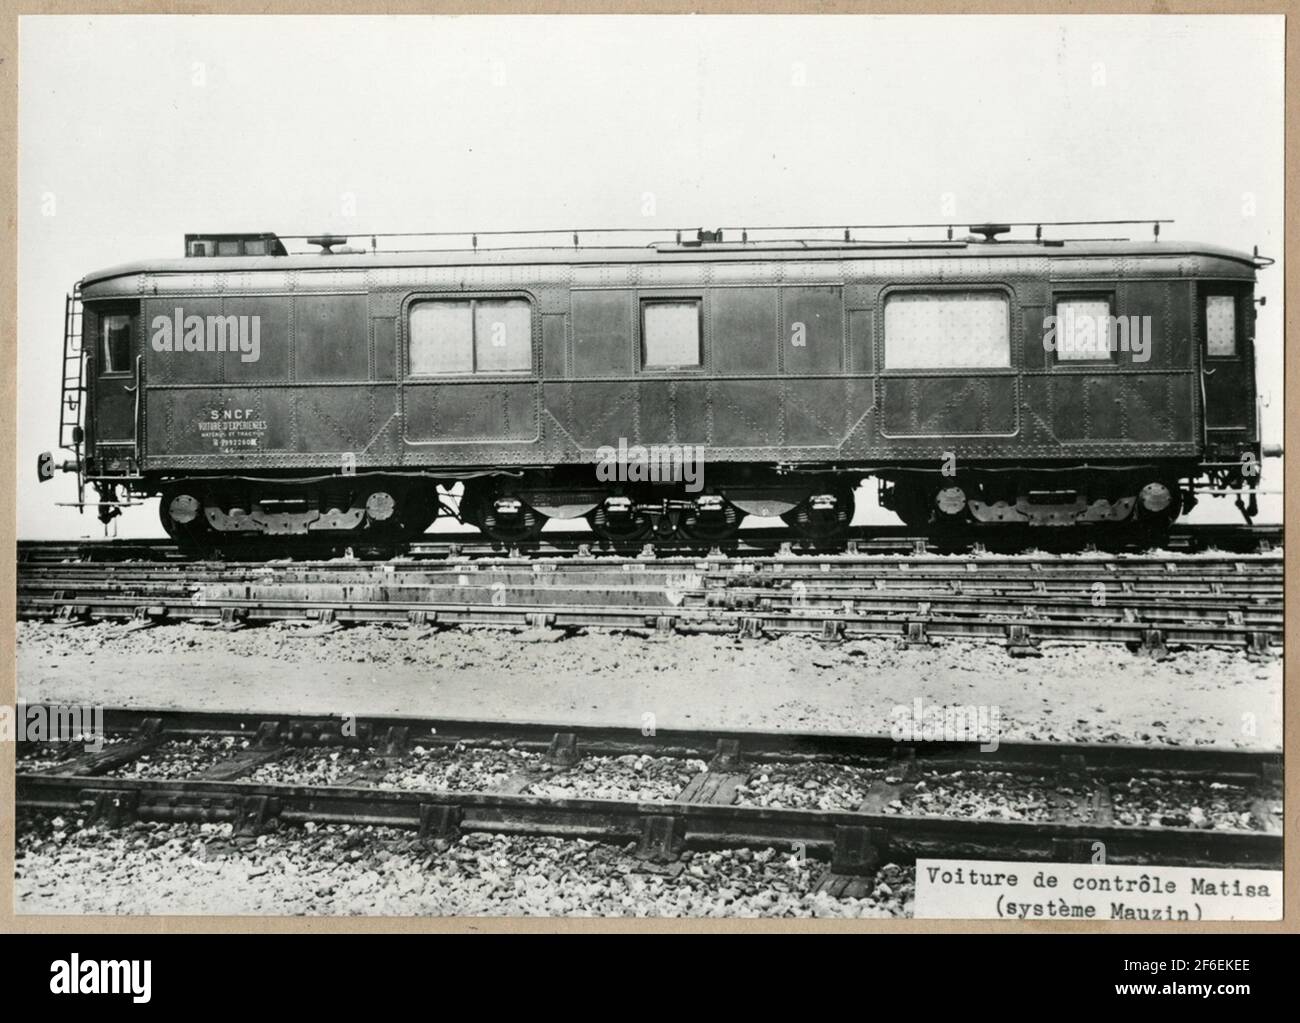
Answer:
[
  {"left": 732, "top": 762, "right": 882, "bottom": 811},
  {"left": 522, "top": 755, "right": 703, "bottom": 801},
  {"left": 16, "top": 620, "right": 1282, "bottom": 750},
  {"left": 14, "top": 812, "right": 914, "bottom": 918},
  {"left": 891, "top": 770, "right": 1061, "bottom": 822},
  {"left": 105, "top": 736, "right": 247, "bottom": 779},
  {"left": 16, "top": 736, "right": 128, "bottom": 773},
  {"left": 1109, "top": 777, "right": 1266, "bottom": 831}
]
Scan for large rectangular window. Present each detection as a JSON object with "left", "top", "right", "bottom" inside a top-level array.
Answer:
[
  {"left": 883, "top": 291, "right": 1010, "bottom": 370},
  {"left": 100, "top": 313, "right": 133, "bottom": 374},
  {"left": 408, "top": 298, "right": 532, "bottom": 375},
  {"left": 1052, "top": 296, "right": 1114, "bottom": 362},
  {"left": 642, "top": 299, "right": 702, "bottom": 368},
  {"left": 1206, "top": 295, "right": 1237, "bottom": 357}
]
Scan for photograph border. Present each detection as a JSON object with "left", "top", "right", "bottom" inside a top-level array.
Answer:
[{"left": 1, "top": 0, "right": 1294, "bottom": 935}]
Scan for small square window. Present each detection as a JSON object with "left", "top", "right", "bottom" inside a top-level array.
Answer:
[
  {"left": 217, "top": 240, "right": 241, "bottom": 256},
  {"left": 1053, "top": 298, "right": 1114, "bottom": 361},
  {"left": 642, "top": 300, "right": 701, "bottom": 368},
  {"left": 1206, "top": 295, "right": 1237, "bottom": 357},
  {"left": 100, "top": 313, "right": 132, "bottom": 374}
]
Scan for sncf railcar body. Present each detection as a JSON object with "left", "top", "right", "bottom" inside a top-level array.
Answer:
[{"left": 45, "top": 226, "right": 1267, "bottom": 546}]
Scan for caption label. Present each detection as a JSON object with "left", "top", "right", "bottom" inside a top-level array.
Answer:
[{"left": 914, "top": 859, "right": 1280, "bottom": 921}]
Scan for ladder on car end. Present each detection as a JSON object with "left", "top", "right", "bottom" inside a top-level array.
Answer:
[{"left": 59, "top": 285, "right": 86, "bottom": 509}]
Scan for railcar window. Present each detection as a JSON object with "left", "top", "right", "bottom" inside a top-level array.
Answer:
[
  {"left": 408, "top": 298, "right": 532, "bottom": 375},
  {"left": 642, "top": 300, "right": 702, "bottom": 368},
  {"left": 883, "top": 292, "right": 1009, "bottom": 370},
  {"left": 474, "top": 299, "right": 533, "bottom": 372},
  {"left": 1052, "top": 297, "right": 1114, "bottom": 361},
  {"left": 410, "top": 301, "right": 474, "bottom": 374},
  {"left": 100, "top": 313, "right": 132, "bottom": 374},
  {"left": 1206, "top": 295, "right": 1237, "bottom": 357}
]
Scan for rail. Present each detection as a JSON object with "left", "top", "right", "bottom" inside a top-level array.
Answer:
[{"left": 15, "top": 708, "right": 1283, "bottom": 876}]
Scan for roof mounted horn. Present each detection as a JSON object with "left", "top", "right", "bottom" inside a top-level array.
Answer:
[
  {"left": 969, "top": 224, "right": 1011, "bottom": 242},
  {"left": 307, "top": 234, "right": 349, "bottom": 255}
]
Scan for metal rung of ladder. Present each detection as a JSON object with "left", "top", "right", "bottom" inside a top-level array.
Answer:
[{"left": 59, "top": 286, "right": 85, "bottom": 453}]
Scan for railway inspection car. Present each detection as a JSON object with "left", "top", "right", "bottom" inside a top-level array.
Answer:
[{"left": 40, "top": 222, "right": 1270, "bottom": 549}]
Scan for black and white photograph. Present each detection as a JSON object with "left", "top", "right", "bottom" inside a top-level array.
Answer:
[{"left": 7, "top": 10, "right": 1288, "bottom": 928}]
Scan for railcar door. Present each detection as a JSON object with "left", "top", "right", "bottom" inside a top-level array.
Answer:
[
  {"left": 400, "top": 292, "right": 541, "bottom": 451},
  {"left": 87, "top": 301, "right": 141, "bottom": 474},
  {"left": 1198, "top": 284, "right": 1255, "bottom": 436},
  {"left": 877, "top": 286, "right": 1020, "bottom": 439}
]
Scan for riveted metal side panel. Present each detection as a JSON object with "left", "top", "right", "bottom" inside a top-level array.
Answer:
[
  {"left": 404, "top": 383, "right": 538, "bottom": 444},
  {"left": 291, "top": 385, "right": 378, "bottom": 455},
  {"left": 155, "top": 388, "right": 292, "bottom": 458},
  {"left": 294, "top": 294, "right": 369, "bottom": 382},
  {"left": 572, "top": 291, "right": 633, "bottom": 377},
  {"left": 373, "top": 317, "right": 397, "bottom": 381},
  {"left": 880, "top": 377, "right": 1019, "bottom": 437},
  {"left": 144, "top": 297, "right": 227, "bottom": 384},
  {"left": 712, "top": 379, "right": 783, "bottom": 448},
  {"left": 542, "top": 313, "right": 567, "bottom": 379},
  {"left": 710, "top": 288, "right": 778, "bottom": 375},
  {"left": 564, "top": 381, "right": 640, "bottom": 448},
  {"left": 782, "top": 286, "right": 844, "bottom": 375},
  {"left": 848, "top": 309, "right": 874, "bottom": 375},
  {"left": 785, "top": 378, "right": 860, "bottom": 446}
]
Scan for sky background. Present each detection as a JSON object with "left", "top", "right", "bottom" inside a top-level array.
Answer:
[{"left": 17, "top": 14, "right": 1285, "bottom": 539}]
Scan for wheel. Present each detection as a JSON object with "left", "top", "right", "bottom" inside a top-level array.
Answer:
[
  {"left": 367, "top": 486, "right": 440, "bottom": 541},
  {"left": 1131, "top": 480, "right": 1180, "bottom": 548},
  {"left": 587, "top": 504, "right": 653, "bottom": 542},
  {"left": 781, "top": 486, "right": 855, "bottom": 540},
  {"left": 460, "top": 482, "right": 546, "bottom": 544},
  {"left": 478, "top": 501, "right": 546, "bottom": 544},
  {"left": 158, "top": 489, "right": 212, "bottom": 552},
  {"left": 678, "top": 500, "right": 746, "bottom": 542}
]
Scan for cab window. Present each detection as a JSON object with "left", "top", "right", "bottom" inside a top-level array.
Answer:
[
  {"left": 1206, "top": 295, "right": 1237, "bottom": 357},
  {"left": 100, "top": 313, "right": 133, "bottom": 374}
]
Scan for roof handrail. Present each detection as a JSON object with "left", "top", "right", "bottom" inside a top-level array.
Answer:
[{"left": 261, "top": 218, "right": 1176, "bottom": 255}]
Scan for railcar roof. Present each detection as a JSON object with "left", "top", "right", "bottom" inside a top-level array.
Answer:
[{"left": 80, "top": 238, "right": 1261, "bottom": 286}]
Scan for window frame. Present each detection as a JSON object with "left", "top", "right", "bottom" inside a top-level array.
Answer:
[
  {"left": 639, "top": 295, "right": 705, "bottom": 372},
  {"left": 403, "top": 292, "right": 536, "bottom": 378},
  {"left": 1203, "top": 291, "right": 1241, "bottom": 362},
  {"left": 97, "top": 308, "right": 136, "bottom": 378},
  {"left": 879, "top": 284, "right": 1015, "bottom": 374},
  {"left": 1048, "top": 291, "right": 1119, "bottom": 367}
]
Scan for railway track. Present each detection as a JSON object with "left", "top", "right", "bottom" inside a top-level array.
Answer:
[
  {"left": 18, "top": 538, "right": 1284, "bottom": 654},
  {"left": 15, "top": 708, "right": 1283, "bottom": 890},
  {"left": 15, "top": 522, "right": 1283, "bottom": 564}
]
